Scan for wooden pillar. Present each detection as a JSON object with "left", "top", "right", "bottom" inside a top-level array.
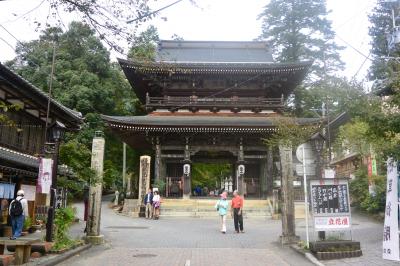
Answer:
[
  {"left": 266, "top": 146, "right": 274, "bottom": 197},
  {"left": 236, "top": 139, "right": 245, "bottom": 195},
  {"left": 260, "top": 159, "right": 268, "bottom": 199},
  {"left": 279, "top": 144, "right": 299, "bottom": 245},
  {"left": 182, "top": 137, "right": 191, "bottom": 198},
  {"left": 154, "top": 137, "right": 162, "bottom": 181}
]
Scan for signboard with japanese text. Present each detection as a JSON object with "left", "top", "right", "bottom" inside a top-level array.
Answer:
[
  {"left": 310, "top": 179, "right": 351, "bottom": 231},
  {"left": 37, "top": 158, "right": 53, "bottom": 194},
  {"left": 314, "top": 216, "right": 351, "bottom": 230},
  {"left": 382, "top": 158, "right": 399, "bottom": 261}
]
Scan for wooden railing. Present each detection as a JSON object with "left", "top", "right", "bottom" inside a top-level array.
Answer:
[{"left": 146, "top": 95, "right": 284, "bottom": 111}]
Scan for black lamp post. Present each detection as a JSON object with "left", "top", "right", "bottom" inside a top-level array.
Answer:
[{"left": 45, "top": 121, "right": 66, "bottom": 242}]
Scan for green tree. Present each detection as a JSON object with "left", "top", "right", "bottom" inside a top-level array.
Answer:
[
  {"left": 258, "top": 0, "right": 344, "bottom": 79},
  {"left": 354, "top": 1, "right": 400, "bottom": 160},
  {"left": 368, "top": 0, "right": 399, "bottom": 82},
  {"left": 258, "top": 0, "right": 346, "bottom": 117},
  {"left": 6, "top": 22, "right": 140, "bottom": 194},
  {"left": 128, "top": 25, "right": 159, "bottom": 61},
  {"left": 294, "top": 77, "right": 368, "bottom": 118}
]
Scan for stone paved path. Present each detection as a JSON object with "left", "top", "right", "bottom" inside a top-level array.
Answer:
[
  {"left": 60, "top": 197, "right": 312, "bottom": 266},
  {"left": 59, "top": 197, "right": 399, "bottom": 266}
]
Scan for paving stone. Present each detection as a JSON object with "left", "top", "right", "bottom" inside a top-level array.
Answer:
[{"left": 58, "top": 197, "right": 398, "bottom": 266}]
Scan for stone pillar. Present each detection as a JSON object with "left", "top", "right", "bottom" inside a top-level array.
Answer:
[
  {"left": 279, "top": 144, "right": 299, "bottom": 245},
  {"left": 137, "top": 155, "right": 151, "bottom": 216},
  {"left": 154, "top": 137, "right": 162, "bottom": 181},
  {"left": 86, "top": 134, "right": 105, "bottom": 244},
  {"left": 266, "top": 146, "right": 274, "bottom": 197}
]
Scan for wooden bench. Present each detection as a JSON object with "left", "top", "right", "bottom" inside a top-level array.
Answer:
[{"left": 0, "top": 237, "right": 40, "bottom": 265}]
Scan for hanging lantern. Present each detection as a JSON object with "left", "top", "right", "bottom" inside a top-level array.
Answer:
[{"left": 183, "top": 164, "right": 191, "bottom": 175}]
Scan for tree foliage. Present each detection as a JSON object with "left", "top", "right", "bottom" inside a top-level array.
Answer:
[
  {"left": 292, "top": 77, "right": 367, "bottom": 118},
  {"left": 263, "top": 117, "right": 321, "bottom": 148},
  {"left": 258, "top": 0, "right": 344, "bottom": 79},
  {"left": 368, "top": 0, "right": 399, "bottom": 82},
  {"left": 354, "top": 0, "right": 400, "bottom": 160},
  {"left": 6, "top": 21, "right": 142, "bottom": 194},
  {"left": 191, "top": 163, "right": 231, "bottom": 190},
  {"left": 258, "top": 0, "right": 349, "bottom": 118},
  {"left": 128, "top": 25, "right": 159, "bottom": 61},
  {"left": 47, "top": 0, "right": 157, "bottom": 53}
]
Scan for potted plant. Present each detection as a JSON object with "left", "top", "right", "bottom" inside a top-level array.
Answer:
[{"left": 23, "top": 216, "right": 32, "bottom": 235}]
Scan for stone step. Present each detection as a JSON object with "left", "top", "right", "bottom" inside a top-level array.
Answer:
[{"left": 160, "top": 212, "right": 272, "bottom": 218}]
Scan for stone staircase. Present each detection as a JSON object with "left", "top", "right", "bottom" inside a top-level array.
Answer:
[
  {"left": 159, "top": 198, "right": 272, "bottom": 218},
  {"left": 122, "top": 198, "right": 307, "bottom": 219}
]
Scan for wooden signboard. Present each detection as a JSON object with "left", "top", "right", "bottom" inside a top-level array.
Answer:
[{"left": 309, "top": 179, "right": 351, "bottom": 231}]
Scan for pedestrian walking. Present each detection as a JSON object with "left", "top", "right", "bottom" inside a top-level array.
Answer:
[
  {"left": 144, "top": 188, "right": 153, "bottom": 219},
  {"left": 231, "top": 190, "right": 244, "bottom": 233},
  {"left": 9, "top": 190, "right": 28, "bottom": 239},
  {"left": 152, "top": 191, "right": 161, "bottom": 219},
  {"left": 215, "top": 191, "right": 229, "bottom": 234}
]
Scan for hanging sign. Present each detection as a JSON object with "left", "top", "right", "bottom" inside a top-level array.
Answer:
[
  {"left": 309, "top": 179, "right": 351, "bottom": 231},
  {"left": 324, "top": 169, "right": 336, "bottom": 179},
  {"left": 183, "top": 164, "right": 191, "bottom": 175},
  {"left": 238, "top": 165, "right": 245, "bottom": 175},
  {"left": 382, "top": 158, "right": 400, "bottom": 261},
  {"left": 37, "top": 158, "right": 53, "bottom": 194},
  {"left": 20, "top": 185, "right": 36, "bottom": 201}
]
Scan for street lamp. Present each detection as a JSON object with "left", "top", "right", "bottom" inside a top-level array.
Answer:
[
  {"left": 45, "top": 121, "right": 66, "bottom": 242},
  {"left": 310, "top": 132, "right": 325, "bottom": 179}
]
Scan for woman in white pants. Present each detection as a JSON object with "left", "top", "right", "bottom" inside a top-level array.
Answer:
[{"left": 215, "top": 191, "right": 229, "bottom": 233}]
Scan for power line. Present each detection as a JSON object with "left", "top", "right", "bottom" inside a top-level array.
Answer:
[
  {"left": 0, "top": 36, "right": 14, "bottom": 51},
  {"left": 0, "top": 0, "right": 46, "bottom": 24},
  {"left": 336, "top": 34, "right": 372, "bottom": 61},
  {"left": 352, "top": 51, "right": 371, "bottom": 80},
  {"left": 127, "top": 0, "right": 186, "bottom": 24},
  {"left": 0, "top": 24, "right": 41, "bottom": 68}
]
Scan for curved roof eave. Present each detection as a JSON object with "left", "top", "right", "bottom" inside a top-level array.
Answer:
[{"left": 0, "top": 63, "right": 83, "bottom": 128}]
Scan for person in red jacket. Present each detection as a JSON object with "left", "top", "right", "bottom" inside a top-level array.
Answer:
[{"left": 231, "top": 190, "right": 244, "bottom": 233}]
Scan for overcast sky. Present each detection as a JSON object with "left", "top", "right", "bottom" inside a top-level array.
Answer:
[{"left": 0, "top": 0, "right": 376, "bottom": 81}]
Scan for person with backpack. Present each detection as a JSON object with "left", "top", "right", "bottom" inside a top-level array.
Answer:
[{"left": 9, "top": 190, "right": 28, "bottom": 240}]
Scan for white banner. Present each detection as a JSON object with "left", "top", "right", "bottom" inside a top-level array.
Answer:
[
  {"left": 20, "top": 185, "right": 36, "bottom": 201},
  {"left": 37, "top": 158, "right": 53, "bottom": 194},
  {"left": 383, "top": 158, "right": 400, "bottom": 261}
]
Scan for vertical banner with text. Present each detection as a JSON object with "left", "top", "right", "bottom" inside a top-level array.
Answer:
[
  {"left": 382, "top": 158, "right": 400, "bottom": 261},
  {"left": 37, "top": 158, "right": 53, "bottom": 194}
]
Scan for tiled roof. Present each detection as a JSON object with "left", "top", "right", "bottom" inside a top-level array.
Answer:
[
  {"left": 156, "top": 40, "right": 274, "bottom": 63},
  {"left": 102, "top": 114, "right": 321, "bottom": 133},
  {"left": 0, "top": 146, "right": 39, "bottom": 168},
  {"left": 0, "top": 63, "right": 82, "bottom": 128}
]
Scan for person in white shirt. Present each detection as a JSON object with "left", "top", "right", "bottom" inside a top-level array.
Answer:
[
  {"left": 152, "top": 191, "right": 161, "bottom": 220},
  {"left": 9, "top": 190, "right": 29, "bottom": 239}
]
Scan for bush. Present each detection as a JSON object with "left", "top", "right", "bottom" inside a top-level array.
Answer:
[
  {"left": 53, "top": 207, "right": 76, "bottom": 250},
  {"left": 23, "top": 216, "right": 32, "bottom": 231},
  {"left": 349, "top": 168, "right": 386, "bottom": 214}
]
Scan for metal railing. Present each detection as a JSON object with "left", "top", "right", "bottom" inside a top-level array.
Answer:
[{"left": 146, "top": 95, "right": 284, "bottom": 111}]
